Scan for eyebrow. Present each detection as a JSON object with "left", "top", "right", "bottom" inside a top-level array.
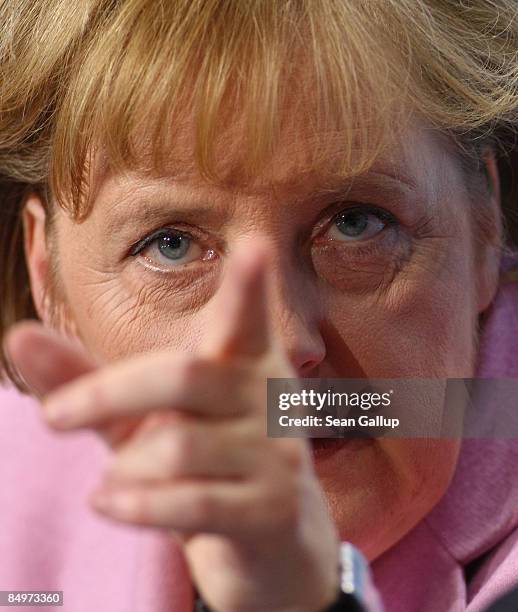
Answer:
[
  {"left": 101, "top": 191, "right": 231, "bottom": 235},
  {"left": 99, "top": 166, "right": 420, "bottom": 234},
  {"left": 310, "top": 166, "right": 418, "bottom": 197}
]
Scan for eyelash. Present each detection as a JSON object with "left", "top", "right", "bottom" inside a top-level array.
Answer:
[
  {"left": 128, "top": 228, "right": 197, "bottom": 257},
  {"left": 128, "top": 204, "right": 399, "bottom": 267},
  {"left": 318, "top": 203, "right": 396, "bottom": 235}
]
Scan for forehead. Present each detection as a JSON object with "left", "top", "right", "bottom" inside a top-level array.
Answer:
[
  {"left": 66, "top": 108, "right": 472, "bottom": 255},
  {"left": 76, "top": 122, "right": 464, "bottom": 252},
  {"left": 88, "top": 110, "right": 442, "bottom": 206}
]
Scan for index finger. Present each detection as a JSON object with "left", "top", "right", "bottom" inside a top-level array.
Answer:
[{"left": 202, "top": 239, "right": 272, "bottom": 361}]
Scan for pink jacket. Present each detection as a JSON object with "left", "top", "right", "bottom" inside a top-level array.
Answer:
[
  {"left": 372, "top": 262, "right": 518, "bottom": 611},
  {"left": 1, "top": 261, "right": 517, "bottom": 611}
]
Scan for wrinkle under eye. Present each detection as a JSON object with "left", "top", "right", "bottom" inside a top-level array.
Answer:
[{"left": 310, "top": 204, "right": 412, "bottom": 294}]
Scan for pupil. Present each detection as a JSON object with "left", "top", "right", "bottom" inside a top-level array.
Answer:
[
  {"left": 158, "top": 234, "right": 190, "bottom": 259},
  {"left": 335, "top": 211, "right": 368, "bottom": 237}
]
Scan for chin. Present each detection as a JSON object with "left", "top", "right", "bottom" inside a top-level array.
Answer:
[{"left": 311, "top": 437, "right": 460, "bottom": 561}]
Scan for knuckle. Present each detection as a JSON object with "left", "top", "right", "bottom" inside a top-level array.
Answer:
[
  {"left": 189, "top": 490, "right": 217, "bottom": 527},
  {"left": 281, "top": 439, "right": 306, "bottom": 471},
  {"left": 161, "top": 427, "right": 196, "bottom": 475},
  {"left": 269, "top": 439, "right": 306, "bottom": 473},
  {"left": 251, "top": 479, "right": 299, "bottom": 534},
  {"left": 275, "top": 480, "right": 300, "bottom": 529},
  {"left": 86, "top": 377, "right": 111, "bottom": 415},
  {"left": 177, "top": 356, "right": 208, "bottom": 387},
  {"left": 125, "top": 489, "right": 150, "bottom": 524}
]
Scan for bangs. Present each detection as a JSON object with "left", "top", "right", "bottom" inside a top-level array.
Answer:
[
  {"left": 2, "top": 0, "right": 518, "bottom": 389},
  {"left": 47, "top": 0, "right": 518, "bottom": 219},
  {"left": 50, "top": 0, "right": 409, "bottom": 219}
]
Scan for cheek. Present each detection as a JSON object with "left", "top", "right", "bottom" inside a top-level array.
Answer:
[
  {"left": 316, "top": 437, "right": 460, "bottom": 560},
  {"left": 55, "top": 251, "right": 218, "bottom": 361},
  {"left": 315, "top": 208, "right": 474, "bottom": 554},
  {"left": 321, "top": 227, "right": 478, "bottom": 379},
  {"left": 69, "top": 286, "right": 211, "bottom": 361}
]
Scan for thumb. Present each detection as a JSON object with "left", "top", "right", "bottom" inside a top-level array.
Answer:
[
  {"left": 4, "top": 321, "right": 149, "bottom": 448},
  {"left": 3, "top": 320, "right": 99, "bottom": 398}
]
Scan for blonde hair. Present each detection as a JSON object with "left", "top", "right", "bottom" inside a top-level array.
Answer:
[{"left": 1, "top": 0, "right": 518, "bottom": 387}]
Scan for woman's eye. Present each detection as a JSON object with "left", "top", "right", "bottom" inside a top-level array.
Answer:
[
  {"left": 130, "top": 230, "right": 204, "bottom": 270},
  {"left": 325, "top": 208, "right": 392, "bottom": 242}
]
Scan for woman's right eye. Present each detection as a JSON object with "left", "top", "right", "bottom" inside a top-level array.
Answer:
[{"left": 129, "top": 229, "right": 210, "bottom": 272}]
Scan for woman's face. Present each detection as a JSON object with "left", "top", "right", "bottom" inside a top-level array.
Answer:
[{"left": 25, "top": 116, "right": 500, "bottom": 560}]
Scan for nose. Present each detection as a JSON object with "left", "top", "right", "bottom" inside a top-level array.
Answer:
[
  {"left": 266, "top": 271, "right": 326, "bottom": 378},
  {"left": 284, "top": 331, "right": 326, "bottom": 377}
]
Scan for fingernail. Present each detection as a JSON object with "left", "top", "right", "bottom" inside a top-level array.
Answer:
[
  {"left": 90, "top": 488, "right": 136, "bottom": 516},
  {"left": 43, "top": 401, "right": 74, "bottom": 426}
]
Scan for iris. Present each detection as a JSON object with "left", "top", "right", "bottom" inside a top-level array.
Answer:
[
  {"left": 335, "top": 210, "right": 369, "bottom": 237},
  {"left": 157, "top": 234, "right": 190, "bottom": 260}
]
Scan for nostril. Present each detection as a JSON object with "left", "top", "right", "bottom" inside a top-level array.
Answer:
[
  {"left": 297, "top": 360, "right": 322, "bottom": 378},
  {"left": 289, "top": 348, "right": 326, "bottom": 378}
]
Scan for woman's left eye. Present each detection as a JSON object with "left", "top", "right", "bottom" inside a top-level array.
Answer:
[
  {"left": 325, "top": 207, "right": 393, "bottom": 242},
  {"left": 129, "top": 229, "right": 205, "bottom": 270}
]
